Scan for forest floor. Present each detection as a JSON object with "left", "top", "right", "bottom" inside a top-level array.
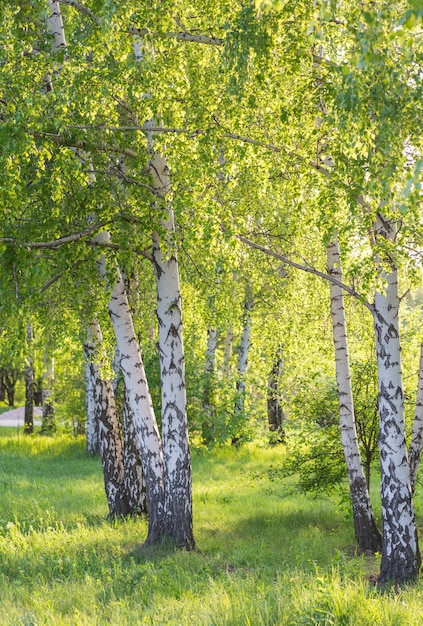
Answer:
[{"left": 0, "top": 405, "right": 42, "bottom": 427}]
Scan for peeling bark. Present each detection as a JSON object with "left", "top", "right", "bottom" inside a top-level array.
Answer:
[{"left": 328, "top": 239, "right": 381, "bottom": 553}]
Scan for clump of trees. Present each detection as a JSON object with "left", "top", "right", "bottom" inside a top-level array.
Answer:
[{"left": 0, "top": 0, "right": 422, "bottom": 585}]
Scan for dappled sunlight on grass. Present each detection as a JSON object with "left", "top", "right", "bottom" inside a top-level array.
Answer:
[{"left": 0, "top": 432, "right": 423, "bottom": 624}]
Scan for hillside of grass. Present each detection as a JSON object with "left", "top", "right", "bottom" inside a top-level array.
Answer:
[{"left": 0, "top": 428, "right": 422, "bottom": 625}]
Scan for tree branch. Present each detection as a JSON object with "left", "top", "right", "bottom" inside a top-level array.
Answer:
[
  {"left": 0, "top": 220, "right": 109, "bottom": 250},
  {"left": 32, "top": 132, "right": 139, "bottom": 159},
  {"left": 86, "top": 239, "right": 153, "bottom": 262},
  {"left": 39, "top": 258, "right": 88, "bottom": 292},
  {"left": 129, "top": 26, "right": 223, "bottom": 46},
  {"left": 233, "top": 231, "right": 373, "bottom": 312},
  {"left": 57, "top": 0, "right": 101, "bottom": 24}
]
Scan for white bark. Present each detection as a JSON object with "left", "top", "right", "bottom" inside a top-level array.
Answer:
[
  {"left": 234, "top": 296, "right": 253, "bottom": 420},
  {"left": 112, "top": 347, "right": 147, "bottom": 515},
  {"left": 84, "top": 320, "right": 128, "bottom": 516},
  {"left": 148, "top": 141, "right": 195, "bottom": 548},
  {"left": 41, "top": 355, "right": 55, "bottom": 432},
  {"left": 327, "top": 238, "right": 381, "bottom": 552},
  {"left": 84, "top": 323, "right": 100, "bottom": 455},
  {"left": 409, "top": 339, "right": 423, "bottom": 493},
  {"left": 223, "top": 324, "right": 233, "bottom": 375},
  {"left": 95, "top": 232, "right": 165, "bottom": 542},
  {"left": 47, "top": 1, "right": 67, "bottom": 52},
  {"left": 205, "top": 328, "right": 218, "bottom": 376},
  {"left": 372, "top": 218, "right": 420, "bottom": 583},
  {"left": 202, "top": 328, "right": 218, "bottom": 443}
]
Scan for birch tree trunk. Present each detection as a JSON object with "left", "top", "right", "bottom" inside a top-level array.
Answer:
[
  {"left": 372, "top": 218, "right": 420, "bottom": 584},
  {"left": 408, "top": 339, "right": 423, "bottom": 494},
  {"left": 223, "top": 324, "right": 234, "bottom": 375},
  {"left": 95, "top": 234, "right": 165, "bottom": 544},
  {"left": 327, "top": 239, "right": 381, "bottom": 553},
  {"left": 112, "top": 347, "right": 147, "bottom": 515},
  {"left": 267, "top": 348, "right": 285, "bottom": 443},
  {"left": 41, "top": 354, "right": 55, "bottom": 433},
  {"left": 123, "top": 389, "right": 147, "bottom": 515},
  {"left": 24, "top": 323, "right": 34, "bottom": 435},
  {"left": 202, "top": 327, "right": 218, "bottom": 444},
  {"left": 148, "top": 137, "right": 195, "bottom": 549},
  {"left": 233, "top": 294, "right": 253, "bottom": 438},
  {"left": 84, "top": 332, "right": 100, "bottom": 455},
  {"left": 83, "top": 320, "right": 128, "bottom": 516}
]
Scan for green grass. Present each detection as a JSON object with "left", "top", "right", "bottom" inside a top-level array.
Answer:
[{"left": 0, "top": 430, "right": 422, "bottom": 625}]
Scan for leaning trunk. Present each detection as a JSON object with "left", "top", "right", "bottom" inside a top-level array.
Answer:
[
  {"left": 327, "top": 239, "right": 381, "bottom": 553},
  {"left": 95, "top": 235, "right": 165, "bottom": 544}
]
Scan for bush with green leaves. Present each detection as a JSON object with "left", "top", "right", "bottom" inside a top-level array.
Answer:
[{"left": 277, "top": 362, "right": 379, "bottom": 495}]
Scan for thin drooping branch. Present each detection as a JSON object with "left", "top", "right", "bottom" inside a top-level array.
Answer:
[
  {"left": 39, "top": 258, "right": 88, "bottom": 292},
  {"left": 32, "top": 132, "right": 139, "bottom": 159},
  {"left": 0, "top": 220, "right": 109, "bottom": 250},
  {"left": 87, "top": 239, "right": 153, "bottom": 261},
  {"left": 67, "top": 123, "right": 331, "bottom": 176},
  {"left": 57, "top": 0, "right": 101, "bottom": 24},
  {"left": 129, "top": 25, "right": 223, "bottom": 46},
  {"left": 234, "top": 232, "right": 373, "bottom": 312}
]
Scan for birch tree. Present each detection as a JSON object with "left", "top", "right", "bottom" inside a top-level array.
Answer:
[
  {"left": 147, "top": 127, "right": 195, "bottom": 549},
  {"left": 327, "top": 238, "right": 381, "bottom": 553}
]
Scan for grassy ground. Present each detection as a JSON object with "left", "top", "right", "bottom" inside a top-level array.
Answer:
[{"left": 0, "top": 429, "right": 422, "bottom": 625}]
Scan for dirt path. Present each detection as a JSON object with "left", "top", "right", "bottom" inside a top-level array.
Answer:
[{"left": 0, "top": 406, "right": 42, "bottom": 427}]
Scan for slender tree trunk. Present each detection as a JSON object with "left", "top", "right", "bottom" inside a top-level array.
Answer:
[
  {"left": 84, "top": 323, "right": 101, "bottom": 455},
  {"left": 223, "top": 324, "right": 233, "bottom": 375},
  {"left": 267, "top": 348, "right": 286, "bottom": 443},
  {"left": 327, "top": 239, "right": 381, "bottom": 553},
  {"left": 373, "top": 264, "right": 420, "bottom": 583},
  {"left": 84, "top": 320, "right": 128, "bottom": 516},
  {"left": 41, "top": 354, "right": 55, "bottom": 433},
  {"left": 148, "top": 135, "right": 195, "bottom": 549},
  {"left": 112, "top": 347, "right": 147, "bottom": 515},
  {"left": 408, "top": 338, "right": 423, "bottom": 494},
  {"left": 24, "top": 324, "right": 34, "bottom": 434},
  {"left": 202, "top": 327, "right": 218, "bottom": 444},
  {"left": 233, "top": 294, "right": 253, "bottom": 438},
  {"left": 123, "top": 389, "right": 147, "bottom": 515},
  {"left": 95, "top": 235, "right": 165, "bottom": 544}
]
